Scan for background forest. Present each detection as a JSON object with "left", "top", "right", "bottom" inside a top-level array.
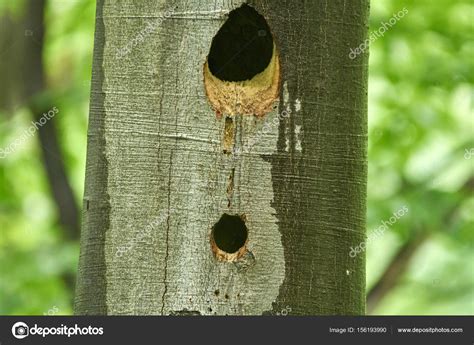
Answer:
[{"left": 0, "top": 0, "right": 472, "bottom": 315}]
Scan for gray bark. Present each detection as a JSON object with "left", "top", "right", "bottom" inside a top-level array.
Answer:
[{"left": 75, "top": 0, "right": 369, "bottom": 315}]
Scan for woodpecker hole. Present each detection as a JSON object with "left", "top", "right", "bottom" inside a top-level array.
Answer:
[
  {"left": 203, "top": 4, "right": 280, "bottom": 116},
  {"left": 208, "top": 4, "right": 273, "bottom": 81},
  {"left": 211, "top": 214, "right": 248, "bottom": 261}
]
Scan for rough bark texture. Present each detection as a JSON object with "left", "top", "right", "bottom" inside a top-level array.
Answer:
[{"left": 75, "top": 0, "right": 369, "bottom": 315}]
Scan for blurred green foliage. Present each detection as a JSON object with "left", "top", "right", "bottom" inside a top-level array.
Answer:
[
  {"left": 0, "top": 0, "right": 472, "bottom": 315},
  {"left": 366, "top": 0, "right": 473, "bottom": 314},
  {"left": 0, "top": 0, "right": 95, "bottom": 315}
]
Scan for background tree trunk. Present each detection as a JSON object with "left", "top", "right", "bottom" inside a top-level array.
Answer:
[
  {"left": 0, "top": 0, "right": 80, "bottom": 295},
  {"left": 75, "top": 0, "right": 369, "bottom": 315}
]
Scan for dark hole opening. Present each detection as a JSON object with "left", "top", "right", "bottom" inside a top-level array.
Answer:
[
  {"left": 207, "top": 4, "right": 273, "bottom": 82},
  {"left": 212, "top": 214, "right": 248, "bottom": 253}
]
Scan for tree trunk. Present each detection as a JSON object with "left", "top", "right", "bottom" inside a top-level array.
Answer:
[{"left": 75, "top": 0, "right": 369, "bottom": 315}]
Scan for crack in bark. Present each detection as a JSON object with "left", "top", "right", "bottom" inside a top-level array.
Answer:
[{"left": 161, "top": 149, "right": 174, "bottom": 315}]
